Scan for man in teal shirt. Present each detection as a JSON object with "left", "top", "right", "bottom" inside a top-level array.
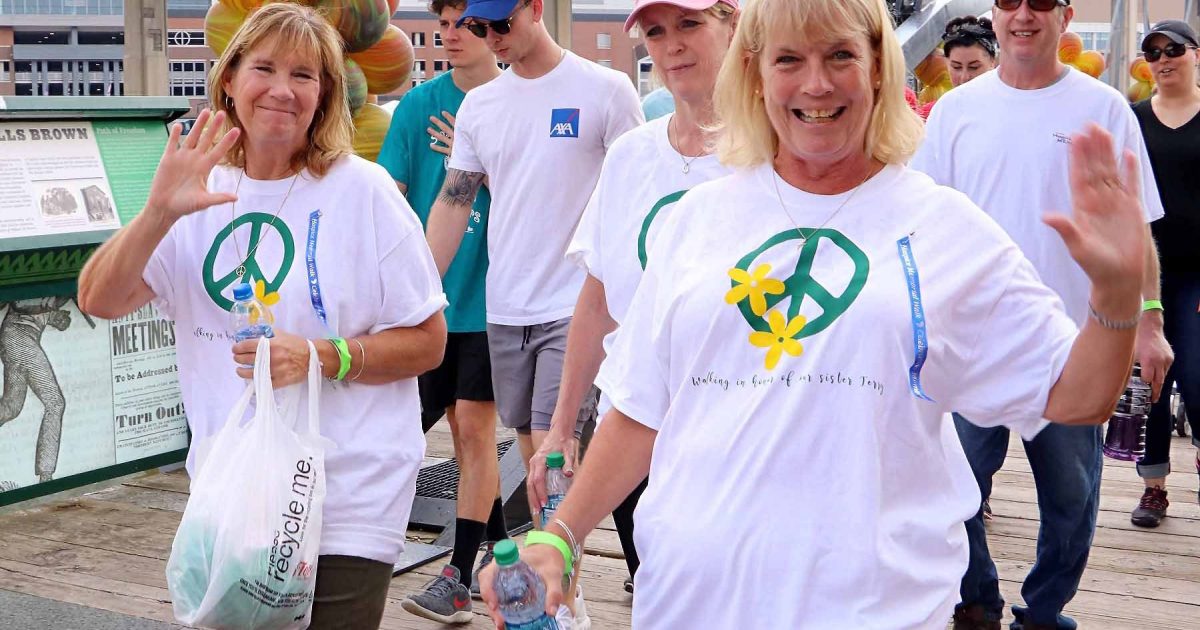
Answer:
[{"left": 377, "top": 2, "right": 504, "bottom": 622}]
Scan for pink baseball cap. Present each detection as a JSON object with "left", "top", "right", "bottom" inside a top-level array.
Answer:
[{"left": 624, "top": 0, "right": 738, "bottom": 32}]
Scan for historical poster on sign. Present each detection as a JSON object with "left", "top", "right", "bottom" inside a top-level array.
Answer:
[
  {"left": 0, "top": 298, "right": 187, "bottom": 492},
  {"left": 0, "top": 121, "right": 121, "bottom": 238}
]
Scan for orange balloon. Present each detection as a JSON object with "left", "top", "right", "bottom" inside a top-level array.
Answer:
[
  {"left": 914, "top": 52, "right": 948, "bottom": 86},
  {"left": 1058, "top": 31, "right": 1083, "bottom": 63},
  {"left": 352, "top": 103, "right": 392, "bottom": 162},
  {"left": 1074, "top": 50, "right": 1105, "bottom": 78},
  {"left": 1130, "top": 57, "right": 1154, "bottom": 83},
  {"left": 348, "top": 25, "right": 415, "bottom": 94},
  {"left": 205, "top": 2, "right": 247, "bottom": 57}
]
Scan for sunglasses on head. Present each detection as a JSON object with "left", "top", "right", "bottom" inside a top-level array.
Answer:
[
  {"left": 1144, "top": 42, "right": 1194, "bottom": 62},
  {"left": 993, "top": 0, "right": 1069, "bottom": 11},
  {"left": 465, "top": 1, "right": 529, "bottom": 38}
]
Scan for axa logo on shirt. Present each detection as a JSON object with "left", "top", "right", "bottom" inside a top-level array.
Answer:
[{"left": 550, "top": 108, "right": 580, "bottom": 138}]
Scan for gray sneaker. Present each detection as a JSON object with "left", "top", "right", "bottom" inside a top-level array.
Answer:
[
  {"left": 470, "top": 545, "right": 495, "bottom": 599},
  {"left": 400, "top": 565, "right": 474, "bottom": 624}
]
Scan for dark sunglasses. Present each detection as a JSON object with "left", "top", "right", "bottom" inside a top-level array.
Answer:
[
  {"left": 465, "top": 2, "right": 529, "bottom": 38},
  {"left": 993, "top": 0, "right": 1069, "bottom": 10},
  {"left": 1144, "top": 42, "right": 1194, "bottom": 62}
]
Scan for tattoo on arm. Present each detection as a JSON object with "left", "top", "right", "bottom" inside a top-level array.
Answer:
[{"left": 438, "top": 169, "right": 485, "bottom": 207}]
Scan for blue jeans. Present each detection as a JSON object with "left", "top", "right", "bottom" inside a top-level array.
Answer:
[{"left": 953, "top": 415, "right": 1102, "bottom": 628}]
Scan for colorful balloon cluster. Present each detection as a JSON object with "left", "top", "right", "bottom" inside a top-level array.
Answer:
[
  {"left": 1058, "top": 32, "right": 1105, "bottom": 79},
  {"left": 1127, "top": 57, "right": 1155, "bottom": 102},
  {"left": 205, "top": 0, "right": 415, "bottom": 161}
]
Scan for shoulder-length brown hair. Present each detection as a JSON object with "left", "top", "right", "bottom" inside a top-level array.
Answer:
[
  {"left": 712, "top": 0, "right": 924, "bottom": 168},
  {"left": 208, "top": 2, "right": 353, "bottom": 177}
]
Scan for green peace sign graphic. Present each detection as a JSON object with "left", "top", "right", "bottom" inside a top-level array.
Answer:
[
  {"left": 202, "top": 212, "right": 296, "bottom": 311},
  {"left": 732, "top": 229, "right": 869, "bottom": 338},
  {"left": 638, "top": 190, "right": 686, "bottom": 270}
]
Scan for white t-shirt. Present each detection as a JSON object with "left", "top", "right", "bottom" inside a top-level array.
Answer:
[
  {"left": 566, "top": 114, "right": 730, "bottom": 415},
  {"left": 449, "top": 51, "right": 644, "bottom": 326},
  {"left": 911, "top": 67, "right": 1164, "bottom": 325},
  {"left": 144, "top": 156, "right": 447, "bottom": 564},
  {"left": 596, "top": 164, "right": 1078, "bottom": 629}
]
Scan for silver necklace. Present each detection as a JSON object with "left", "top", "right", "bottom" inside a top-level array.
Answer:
[
  {"left": 770, "top": 167, "right": 872, "bottom": 249},
  {"left": 668, "top": 115, "right": 705, "bottom": 174},
  {"left": 230, "top": 169, "right": 301, "bottom": 282}
]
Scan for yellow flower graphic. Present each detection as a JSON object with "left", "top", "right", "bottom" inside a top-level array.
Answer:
[
  {"left": 250, "top": 279, "right": 279, "bottom": 325},
  {"left": 725, "top": 264, "right": 786, "bottom": 316},
  {"left": 254, "top": 279, "right": 281, "bottom": 307},
  {"left": 749, "top": 310, "right": 806, "bottom": 370}
]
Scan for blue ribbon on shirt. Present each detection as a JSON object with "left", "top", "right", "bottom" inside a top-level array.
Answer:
[
  {"left": 897, "top": 235, "right": 935, "bottom": 402},
  {"left": 306, "top": 209, "right": 330, "bottom": 331}
]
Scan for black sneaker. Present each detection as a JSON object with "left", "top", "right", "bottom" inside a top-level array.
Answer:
[
  {"left": 469, "top": 545, "right": 495, "bottom": 599},
  {"left": 400, "top": 565, "right": 473, "bottom": 624},
  {"left": 1130, "top": 486, "right": 1169, "bottom": 528},
  {"left": 951, "top": 603, "right": 1000, "bottom": 630}
]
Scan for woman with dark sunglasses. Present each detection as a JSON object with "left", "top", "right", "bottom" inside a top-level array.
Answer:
[{"left": 1128, "top": 19, "right": 1200, "bottom": 529}]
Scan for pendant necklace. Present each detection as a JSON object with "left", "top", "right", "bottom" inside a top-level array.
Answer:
[
  {"left": 669, "top": 115, "right": 706, "bottom": 174},
  {"left": 230, "top": 169, "right": 302, "bottom": 282},
  {"left": 770, "top": 166, "right": 873, "bottom": 250}
]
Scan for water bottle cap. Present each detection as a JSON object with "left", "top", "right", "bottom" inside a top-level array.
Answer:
[
  {"left": 493, "top": 539, "right": 520, "bottom": 566},
  {"left": 232, "top": 282, "right": 254, "bottom": 301},
  {"left": 546, "top": 452, "right": 565, "bottom": 468}
]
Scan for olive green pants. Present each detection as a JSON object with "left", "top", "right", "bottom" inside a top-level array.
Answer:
[{"left": 308, "top": 555, "right": 394, "bottom": 630}]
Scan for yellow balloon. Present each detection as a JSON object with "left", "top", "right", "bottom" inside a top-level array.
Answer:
[{"left": 352, "top": 103, "right": 392, "bottom": 162}]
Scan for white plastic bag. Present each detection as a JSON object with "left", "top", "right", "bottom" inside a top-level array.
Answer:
[{"left": 167, "top": 338, "right": 330, "bottom": 630}]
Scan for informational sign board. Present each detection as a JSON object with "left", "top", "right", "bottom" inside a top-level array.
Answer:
[
  {"left": 0, "top": 98, "right": 191, "bottom": 506},
  {"left": 0, "top": 119, "right": 165, "bottom": 252},
  {"left": 0, "top": 298, "right": 188, "bottom": 495}
]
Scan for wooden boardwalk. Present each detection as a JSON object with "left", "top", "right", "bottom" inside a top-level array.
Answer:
[{"left": 0, "top": 423, "right": 1197, "bottom": 629}]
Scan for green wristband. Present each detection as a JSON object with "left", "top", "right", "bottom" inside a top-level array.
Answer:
[
  {"left": 1143, "top": 300, "right": 1164, "bottom": 312},
  {"left": 524, "top": 531, "right": 573, "bottom": 575},
  {"left": 328, "top": 337, "right": 352, "bottom": 381}
]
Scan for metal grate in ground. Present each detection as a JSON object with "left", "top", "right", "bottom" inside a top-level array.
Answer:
[{"left": 415, "top": 438, "right": 514, "bottom": 500}]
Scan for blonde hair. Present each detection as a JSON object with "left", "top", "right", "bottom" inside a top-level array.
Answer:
[
  {"left": 712, "top": 0, "right": 924, "bottom": 168},
  {"left": 208, "top": 3, "right": 353, "bottom": 177},
  {"left": 642, "top": 1, "right": 738, "bottom": 87}
]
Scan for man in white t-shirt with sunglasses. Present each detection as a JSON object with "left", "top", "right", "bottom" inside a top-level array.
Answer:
[
  {"left": 913, "top": 1, "right": 1168, "bottom": 629},
  {"left": 413, "top": 0, "right": 642, "bottom": 623}
]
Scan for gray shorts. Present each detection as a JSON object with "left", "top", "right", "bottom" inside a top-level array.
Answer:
[{"left": 487, "top": 319, "right": 594, "bottom": 436}]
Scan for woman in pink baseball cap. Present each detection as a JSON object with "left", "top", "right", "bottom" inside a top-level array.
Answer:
[{"left": 521, "top": 0, "right": 737, "bottom": 601}]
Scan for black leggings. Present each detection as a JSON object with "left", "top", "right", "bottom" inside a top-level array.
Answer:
[
  {"left": 1139, "top": 270, "right": 1200, "bottom": 478},
  {"left": 612, "top": 476, "right": 648, "bottom": 576}
]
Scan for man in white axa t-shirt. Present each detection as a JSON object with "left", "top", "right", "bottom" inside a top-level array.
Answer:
[
  {"left": 418, "top": 0, "right": 643, "bottom": 620},
  {"left": 911, "top": 2, "right": 1171, "bottom": 629}
]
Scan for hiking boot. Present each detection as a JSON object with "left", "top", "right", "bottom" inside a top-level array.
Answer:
[
  {"left": 1131, "top": 486, "right": 1169, "bottom": 528},
  {"left": 952, "top": 604, "right": 1000, "bottom": 630},
  {"left": 469, "top": 544, "right": 495, "bottom": 599},
  {"left": 400, "top": 565, "right": 473, "bottom": 624}
]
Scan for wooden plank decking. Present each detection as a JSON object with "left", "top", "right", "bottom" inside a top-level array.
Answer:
[{"left": 0, "top": 422, "right": 1197, "bottom": 629}]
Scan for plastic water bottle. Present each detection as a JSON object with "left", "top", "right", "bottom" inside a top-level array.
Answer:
[
  {"left": 540, "top": 452, "right": 570, "bottom": 528},
  {"left": 493, "top": 539, "right": 559, "bottom": 629},
  {"left": 230, "top": 282, "right": 275, "bottom": 342}
]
